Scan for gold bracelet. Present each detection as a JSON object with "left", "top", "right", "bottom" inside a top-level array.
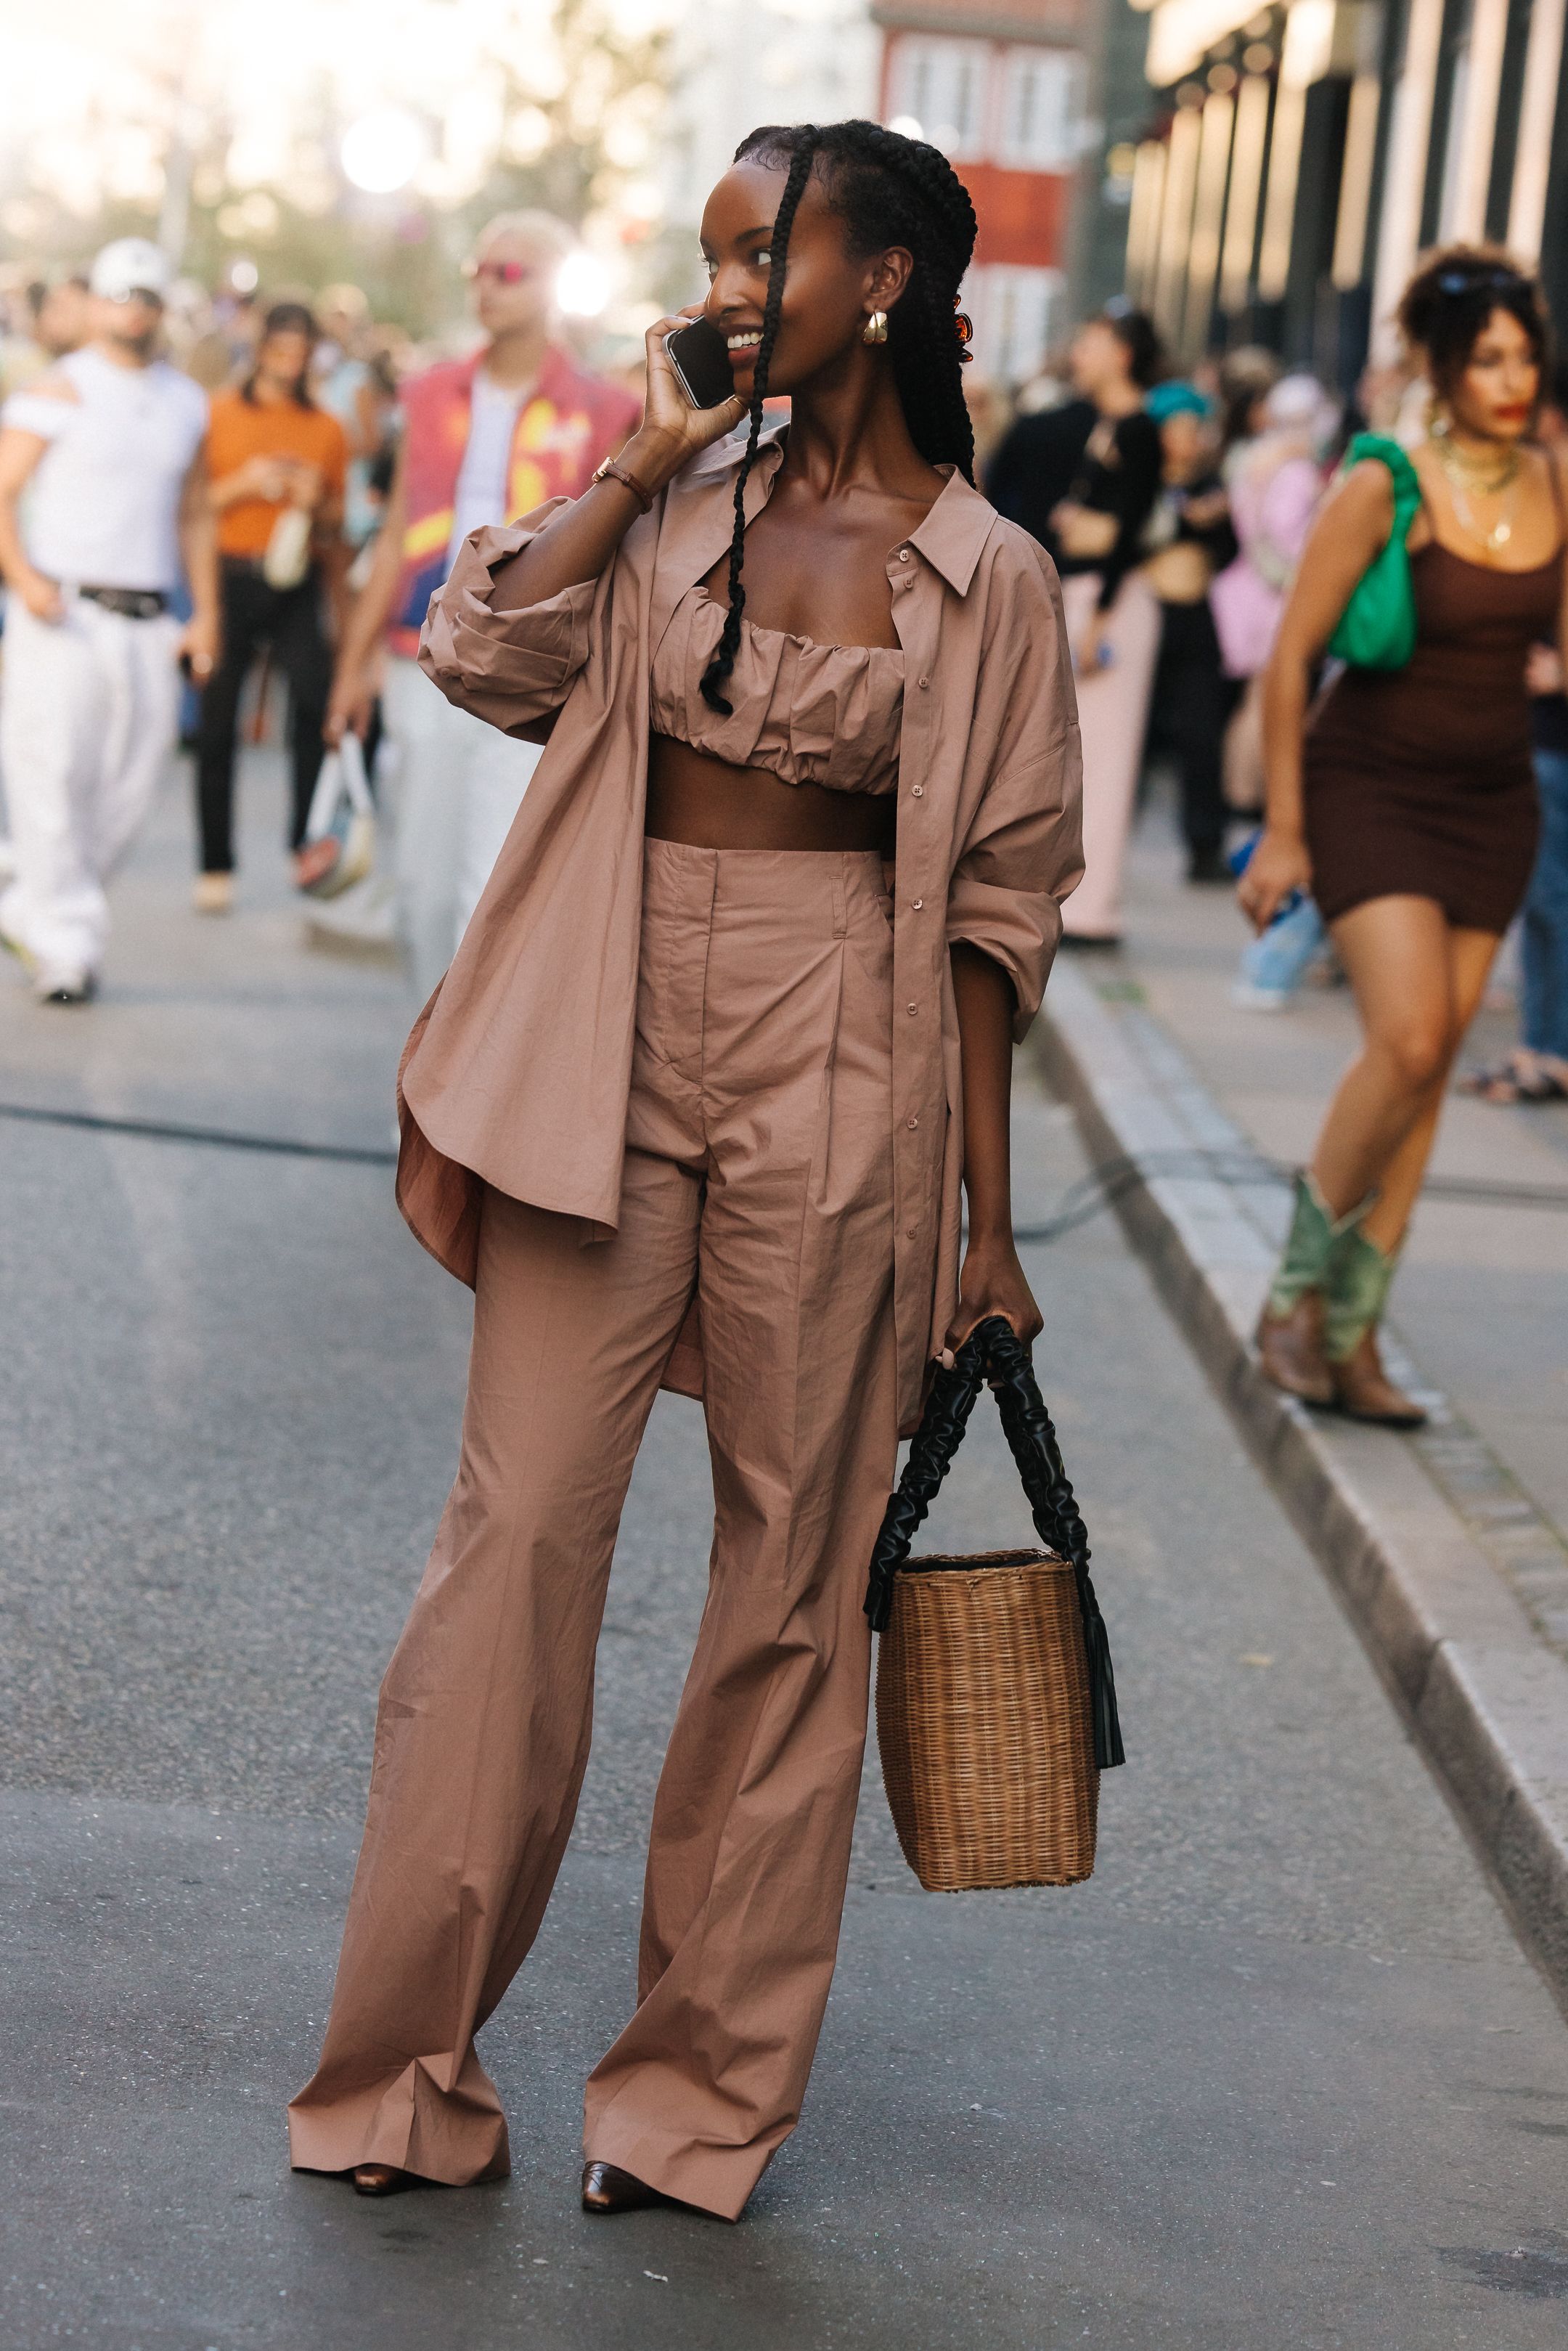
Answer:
[{"left": 589, "top": 457, "right": 654, "bottom": 514}]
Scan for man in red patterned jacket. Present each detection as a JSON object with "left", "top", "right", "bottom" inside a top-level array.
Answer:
[{"left": 326, "top": 212, "right": 637, "bottom": 996}]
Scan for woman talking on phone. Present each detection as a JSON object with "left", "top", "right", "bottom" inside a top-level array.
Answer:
[
  {"left": 1244, "top": 250, "right": 1564, "bottom": 1425},
  {"left": 287, "top": 121, "right": 1082, "bottom": 2219}
]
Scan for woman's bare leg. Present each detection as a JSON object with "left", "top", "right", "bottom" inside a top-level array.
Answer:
[
  {"left": 1310, "top": 896, "right": 1470, "bottom": 1216},
  {"left": 1357, "top": 926, "right": 1499, "bottom": 1249}
]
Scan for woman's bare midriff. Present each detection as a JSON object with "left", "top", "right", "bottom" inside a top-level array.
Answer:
[{"left": 645, "top": 733, "right": 896, "bottom": 855}]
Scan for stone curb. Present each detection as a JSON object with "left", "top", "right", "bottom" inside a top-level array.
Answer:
[{"left": 1035, "top": 958, "right": 1568, "bottom": 2006}]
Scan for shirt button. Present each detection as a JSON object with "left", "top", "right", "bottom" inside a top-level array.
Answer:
[
  {"left": 898, "top": 547, "right": 911, "bottom": 561},
  {"left": 910, "top": 897, "right": 923, "bottom": 910},
  {"left": 906, "top": 1114, "right": 919, "bottom": 1130},
  {"left": 906, "top": 1002, "right": 918, "bottom": 1016},
  {"left": 918, "top": 675, "right": 930, "bottom": 689},
  {"left": 910, "top": 783, "right": 924, "bottom": 797}
]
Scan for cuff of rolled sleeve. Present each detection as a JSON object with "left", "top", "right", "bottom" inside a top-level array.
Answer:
[
  {"left": 419, "top": 554, "right": 596, "bottom": 723},
  {"left": 946, "top": 881, "right": 1063, "bottom": 1041}
]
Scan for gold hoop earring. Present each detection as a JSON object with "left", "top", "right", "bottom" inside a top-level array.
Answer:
[{"left": 862, "top": 309, "right": 888, "bottom": 346}]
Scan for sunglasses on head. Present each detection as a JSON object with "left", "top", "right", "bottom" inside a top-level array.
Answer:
[
  {"left": 462, "top": 258, "right": 541, "bottom": 286},
  {"left": 1437, "top": 266, "right": 1528, "bottom": 297}
]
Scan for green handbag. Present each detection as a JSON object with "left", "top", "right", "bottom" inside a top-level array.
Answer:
[{"left": 1326, "top": 433, "right": 1422, "bottom": 670}]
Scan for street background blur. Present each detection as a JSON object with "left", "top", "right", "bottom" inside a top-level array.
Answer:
[
  {"left": 4, "top": 0, "right": 1567, "bottom": 392},
  {"left": 3, "top": 4, "right": 1568, "bottom": 2345}
]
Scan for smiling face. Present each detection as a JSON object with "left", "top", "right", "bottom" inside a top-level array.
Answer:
[
  {"left": 698, "top": 158, "right": 912, "bottom": 402},
  {"left": 1444, "top": 304, "right": 1541, "bottom": 443}
]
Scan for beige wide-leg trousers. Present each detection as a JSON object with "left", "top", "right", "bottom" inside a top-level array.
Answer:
[{"left": 288, "top": 840, "right": 899, "bottom": 2220}]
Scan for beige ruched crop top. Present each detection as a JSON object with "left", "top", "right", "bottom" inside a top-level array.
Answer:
[{"left": 649, "top": 585, "right": 904, "bottom": 794}]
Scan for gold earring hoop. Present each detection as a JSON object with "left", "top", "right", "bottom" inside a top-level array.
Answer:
[{"left": 862, "top": 309, "right": 888, "bottom": 346}]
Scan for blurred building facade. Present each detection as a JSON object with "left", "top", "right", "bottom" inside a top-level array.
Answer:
[
  {"left": 1090, "top": 0, "right": 1568, "bottom": 382},
  {"left": 658, "top": 0, "right": 1097, "bottom": 381},
  {"left": 870, "top": 0, "right": 1097, "bottom": 376}
]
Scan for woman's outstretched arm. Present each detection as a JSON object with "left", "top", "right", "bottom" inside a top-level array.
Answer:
[{"left": 1241, "top": 459, "right": 1392, "bottom": 929}]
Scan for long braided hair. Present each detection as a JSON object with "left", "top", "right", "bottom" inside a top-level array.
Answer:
[{"left": 699, "top": 120, "right": 979, "bottom": 715}]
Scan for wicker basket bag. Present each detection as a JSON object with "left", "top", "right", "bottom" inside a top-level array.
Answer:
[{"left": 865, "top": 1317, "right": 1125, "bottom": 1892}]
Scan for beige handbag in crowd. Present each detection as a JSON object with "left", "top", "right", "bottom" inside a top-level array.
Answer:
[{"left": 262, "top": 503, "right": 313, "bottom": 592}]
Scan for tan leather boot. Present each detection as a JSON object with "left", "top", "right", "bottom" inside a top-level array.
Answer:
[
  {"left": 1256, "top": 1290, "right": 1334, "bottom": 1405},
  {"left": 1330, "top": 1327, "right": 1427, "bottom": 1427}
]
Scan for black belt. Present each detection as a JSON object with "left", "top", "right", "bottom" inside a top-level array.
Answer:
[{"left": 78, "top": 585, "right": 170, "bottom": 619}]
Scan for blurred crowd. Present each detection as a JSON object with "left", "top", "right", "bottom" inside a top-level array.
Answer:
[
  {"left": 0, "top": 231, "right": 1562, "bottom": 1113},
  {"left": 0, "top": 215, "right": 637, "bottom": 1003}
]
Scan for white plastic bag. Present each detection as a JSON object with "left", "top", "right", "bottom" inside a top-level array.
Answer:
[{"left": 298, "top": 730, "right": 376, "bottom": 900}]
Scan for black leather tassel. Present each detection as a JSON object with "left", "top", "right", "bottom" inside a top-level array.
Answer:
[{"left": 864, "top": 1317, "right": 1126, "bottom": 1769}]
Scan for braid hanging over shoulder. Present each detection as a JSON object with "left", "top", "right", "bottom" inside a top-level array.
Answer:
[
  {"left": 699, "top": 132, "right": 818, "bottom": 715},
  {"left": 698, "top": 118, "right": 979, "bottom": 717}
]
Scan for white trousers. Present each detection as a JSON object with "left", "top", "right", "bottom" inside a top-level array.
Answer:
[
  {"left": 383, "top": 656, "right": 542, "bottom": 1003},
  {"left": 0, "top": 594, "right": 181, "bottom": 977},
  {"left": 1060, "top": 571, "right": 1161, "bottom": 941}
]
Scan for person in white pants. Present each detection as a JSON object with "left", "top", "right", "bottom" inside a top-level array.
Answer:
[
  {"left": 324, "top": 211, "right": 637, "bottom": 1002},
  {"left": 0, "top": 238, "right": 217, "bottom": 1001}
]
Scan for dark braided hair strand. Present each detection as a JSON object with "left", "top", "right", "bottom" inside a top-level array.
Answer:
[
  {"left": 700, "top": 134, "right": 818, "bottom": 714},
  {"left": 698, "top": 118, "right": 979, "bottom": 715}
]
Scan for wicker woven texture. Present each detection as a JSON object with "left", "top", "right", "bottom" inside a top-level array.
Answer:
[{"left": 875, "top": 1548, "right": 1098, "bottom": 1891}]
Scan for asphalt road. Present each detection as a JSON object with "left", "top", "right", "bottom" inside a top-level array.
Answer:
[{"left": 2, "top": 756, "right": 1567, "bottom": 2350}]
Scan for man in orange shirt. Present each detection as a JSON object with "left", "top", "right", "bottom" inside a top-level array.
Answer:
[{"left": 195, "top": 301, "right": 348, "bottom": 912}]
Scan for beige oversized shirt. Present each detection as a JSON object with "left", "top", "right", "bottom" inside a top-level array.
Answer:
[{"left": 402, "top": 428, "right": 1083, "bottom": 1433}]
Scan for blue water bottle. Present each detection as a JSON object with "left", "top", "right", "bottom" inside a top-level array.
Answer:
[{"left": 1228, "top": 833, "right": 1326, "bottom": 1010}]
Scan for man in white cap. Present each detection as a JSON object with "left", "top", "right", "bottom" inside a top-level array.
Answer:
[{"left": 0, "top": 237, "right": 217, "bottom": 1002}]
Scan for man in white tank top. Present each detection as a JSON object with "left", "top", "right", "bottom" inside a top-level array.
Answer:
[{"left": 0, "top": 239, "right": 217, "bottom": 1001}]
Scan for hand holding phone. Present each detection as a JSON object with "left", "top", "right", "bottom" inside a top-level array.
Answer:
[
  {"left": 663, "top": 317, "right": 737, "bottom": 410},
  {"left": 627, "top": 309, "right": 746, "bottom": 492}
]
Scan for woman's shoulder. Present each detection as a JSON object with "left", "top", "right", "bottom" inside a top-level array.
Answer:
[{"left": 973, "top": 507, "right": 1063, "bottom": 600}]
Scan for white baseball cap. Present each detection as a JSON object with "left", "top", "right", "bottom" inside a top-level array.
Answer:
[{"left": 90, "top": 238, "right": 171, "bottom": 303}]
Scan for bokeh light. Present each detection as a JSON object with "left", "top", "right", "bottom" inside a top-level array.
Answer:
[{"left": 340, "top": 109, "right": 428, "bottom": 195}]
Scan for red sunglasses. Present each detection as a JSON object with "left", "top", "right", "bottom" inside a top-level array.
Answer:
[{"left": 462, "top": 258, "right": 542, "bottom": 286}]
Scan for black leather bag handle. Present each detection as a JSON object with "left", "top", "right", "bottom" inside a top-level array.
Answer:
[{"left": 865, "top": 1315, "right": 1125, "bottom": 1770}]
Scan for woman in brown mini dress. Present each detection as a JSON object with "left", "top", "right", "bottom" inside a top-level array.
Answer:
[{"left": 1241, "top": 249, "right": 1567, "bottom": 1425}]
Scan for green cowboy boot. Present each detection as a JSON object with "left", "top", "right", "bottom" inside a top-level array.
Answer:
[
  {"left": 1259, "top": 1170, "right": 1382, "bottom": 1401},
  {"left": 1323, "top": 1225, "right": 1426, "bottom": 1427},
  {"left": 1257, "top": 1172, "right": 1368, "bottom": 1406}
]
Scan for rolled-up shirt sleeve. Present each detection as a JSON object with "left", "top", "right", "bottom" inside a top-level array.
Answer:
[
  {"left": 418, "top": 502, "right": 598, "bottom": 738},
  {"left": 944, "top": 542, "right": 1085, "bottom": 1039}
]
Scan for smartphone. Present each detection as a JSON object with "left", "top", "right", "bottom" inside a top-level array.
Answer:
[{"left": 663, "top": 317, "right": 735, "bottom": 410}]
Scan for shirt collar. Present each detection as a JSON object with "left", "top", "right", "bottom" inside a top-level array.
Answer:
[
  {"left": 906, "top": 465, "right": 996, "bottom": 597},
  {"left": 687, "top": 430, "right": 995, "bottom": 595}
]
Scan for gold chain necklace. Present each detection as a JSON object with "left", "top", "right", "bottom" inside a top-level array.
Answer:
[{"left": 1431, "top": 434, "right": 1521, "bottom": 554}]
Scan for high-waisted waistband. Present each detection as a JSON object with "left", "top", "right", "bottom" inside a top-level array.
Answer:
[{"left": 641, "top": 836, "right": 892, "bottom": 940}]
